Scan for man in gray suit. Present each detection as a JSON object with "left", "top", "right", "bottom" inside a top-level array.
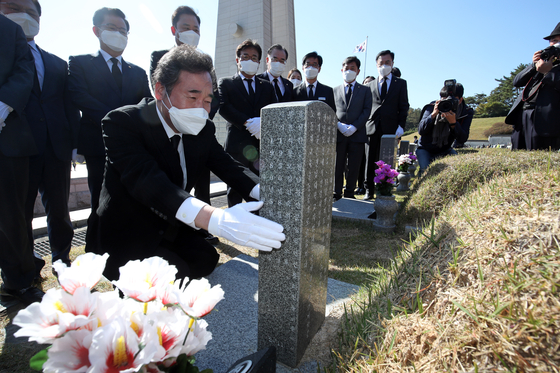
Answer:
[
  {"left": 365, "top": 50, "right": 409, "bottom": 200},
  {"left": 333, "top": 56, "right": 372, "bottom": 200}
]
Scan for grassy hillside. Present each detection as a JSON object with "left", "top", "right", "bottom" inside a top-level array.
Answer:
[{"left": 402, "top": 116, "right": 507, "bottom": 142}]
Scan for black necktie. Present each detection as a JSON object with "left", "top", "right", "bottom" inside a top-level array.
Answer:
[
  {"left": 308, "top": 84, "right": 314, "bottom": 99},
  {"left": 380, "top": 78, "right": 387, "bottom": 101},
  {"left": 171, "top": 134, "right": 181, "bottom": 154},
  {"left": 346, "top": 84, "right": 353, "bottom": 106},
  {"left": 244, "top": 78, "right": 255, "bottom": 99},
  {"left": 110, "top": 57, "right": 122, "bottom": 90},
  {"left": 273, "top": 78, "right": 282, "bottom": 100}
]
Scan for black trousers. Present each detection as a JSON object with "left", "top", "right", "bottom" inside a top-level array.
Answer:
[
  {"left": 25, "top": 139, "right": 73, "bottom": 265},
  {"left": 515, "top": 109, "right": 560, "bottom": 150},
  {"left": 365, "top": 131, "right": 383, "bottom": 191},
  {"left": 225, "top": 150, "right": 259, "bottom": 207},
  {"left": 335, "top": 138, "right": 364, "bottom": 196},
  {"left": 84, "top": 154, "right": 105, "bottom": 213},
  {"left": 0, "top": 154, "right": 36, "bottom": 290}
]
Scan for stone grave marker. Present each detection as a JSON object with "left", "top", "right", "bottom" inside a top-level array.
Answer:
[
  {"left": 409, "top": 143, "right": 417, "bottom": 154},
  {"left": 399, "top": 140, "right": 409, "bottom": 156},
  {"left": 380, "top": 134, "right": 398, "bottom": 168},
  {"left": 258, "top": 100, "right": 337, "bottom": 368}
]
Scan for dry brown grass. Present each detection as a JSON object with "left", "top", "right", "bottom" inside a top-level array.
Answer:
[{"left": 335, "top": 155, "right": 560, "bottom": 372}]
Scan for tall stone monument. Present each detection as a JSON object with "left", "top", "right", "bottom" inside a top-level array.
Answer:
[
  {"left": 258, "top": 101, "right": 336, "bottom": 367},
  {"left": 213, "top": 0, "right": 297, "bottom": 144}
]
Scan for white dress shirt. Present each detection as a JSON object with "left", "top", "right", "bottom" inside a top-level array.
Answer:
[
  {"left": 28, "top": 40, "right": 44, "bottom": 89},
  {"left": 99, "top": 49, "right": 122, "bottom": 72},
  {"left": 266, "top": 71, "right": 285, "bottom": 96},
  {"left": 378, "top": 73, "right": 392, "bottom": 93}
]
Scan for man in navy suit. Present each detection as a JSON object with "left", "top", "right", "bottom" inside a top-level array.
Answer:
[
  {"left": 257, "top": 44, "right": 294, "bottom": 102},
  {"left": 0, "top": 11, "right": 44, "bottom": 305},
  {"left": 333, "top": 56, "right": 372, "bottom": 200},
  {"left": 68, "top": 7, "right": 152, "bottom": 213},
  {"left": 364, "top": 50, "right": 409, "bottom": 200},
  {"left": 293, "top": 51, "right": 336, "bottom": 112},
  {"left": 218, "top": 39, "right": 277, "bottom": 207},
  {"left": 3, "top": 0, "right": 80, "bottom": 272}
]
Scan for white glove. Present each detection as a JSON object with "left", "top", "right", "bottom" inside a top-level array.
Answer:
[
  {"left": 254, "top": 130, "right": 261, "bottom": 140},
  {"left": 249, "top": 184, "right": 260, "bottom": 200},
  {"left": 395, "top": 126, "right": 404, "bottom": 138},
  {"left": 72, "top": 149, "right": 85, "bottom": 163},
  {"left": 245, "top": 117, "right": 261, "bottom": 136},
  {"left": 207, "top": 201, "right": 285, "bottom": 252},
  {"left": 344, "top": 125, "right": 357, "bottom": 137},
  {"left": 337, "top": 121, "right": 346, "bottom": 133}
]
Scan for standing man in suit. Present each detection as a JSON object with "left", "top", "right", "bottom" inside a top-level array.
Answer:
[
  {"left": 257, "top": 44, "right": 293, "bottom": 102},
  {"left": 68, "top": 7, "right": 152, "bottom": 213},
  {"left": 0, "top": 12, "right": 44, "bottom": 305},
  {"left": 293, "top": 51, "right": 336, "bottom": 112},
  {"left": 149, "top": 5, "right": 218, "bottom": 244},
  {"left": 218, "top": 39, "right": 276, "bottom": 207},
  {"left": 364, "top": 50, "right": 409, "bottom": 200},
  {"left": 86, "top": 45, "right": 285, "bottom": 281},
  {"left": 3, "top": 0, "right": 80, "bottom": 273},
  {"left": 506, "top": 22, "right": 560, "bottom": 151},
  {"left": 333, "top": 57, "right": 372, "bottom": 200},
  {"left": 149, "top": 5, "right": 200, "bottom": 88}
]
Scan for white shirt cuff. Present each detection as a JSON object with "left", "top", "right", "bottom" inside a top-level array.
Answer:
[
  {"left": 175, "top": 197, "right": 208, "bottom": 229},
  {"left": 249, "top": 184, "right": 260, "bottom": 200},
  {"left": 0, "top": 102, "right": 13, "bottom": 122}
]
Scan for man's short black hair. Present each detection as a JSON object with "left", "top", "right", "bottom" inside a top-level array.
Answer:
[
  {"left": 302, "top": 51, "right": 323, "bottom": 67},
  {"left": 236, "top": 39, "right": 262, "bottom": 61},
  {"left": 154, "top": 45, "right": 216, "bottom": 94},
  {"left": 376, "top": 50, "right": 395, "bottom": 62},
  {"left": 93, "top": 7, "right": 130, "bottom": 31},
  {"left": 267, "top": 44, "right": 288, "bottom": 60},
  {"left": 343, "top": 56, "right": 361, "bottom": 69},
  {"left": 172, "top": 6, "right": 200, "bottom": 28},
  {"left": 31, "top": 0, "right": 41, "bottom": 17},
  {"left": 392, "top": 67, "right": 401, "bottom": 77}
]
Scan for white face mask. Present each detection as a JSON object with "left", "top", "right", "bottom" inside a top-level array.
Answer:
[
  {"left": 6, "top": 12, "right": 40, "bottom": 38},
  {"left": 378, "top": 64, "right": 392, "bottom": 78},
  {"left": 268, "top": 61, "right": 285, "bottom": 77},
  {"left": 100, "top": 30, "right": 128, "bottom": 52},
  {"left": 162, "top": 91, "right": 208, "bottom": 136},
  {"left": 304, "top": 67, "right": 319, "bottom": 79},
  {"left": 342, "top": 70, "right": 357, "bottom": 83},
  {"left": 239, "top": 60, "right": 259, "bottom": 75},
  {"left": 290, "top": 78, "right": 302, "bottom": 86},
  {"left": 177, "top": 30, "right": 200, "bottom": 47}
]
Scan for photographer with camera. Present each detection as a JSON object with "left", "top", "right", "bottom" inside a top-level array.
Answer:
[
  {"left": 416, "top": 81, "right": 471, "bottom": 175},
  {"left": 506, "top": 23, "right": 560, "bottom": 151}
]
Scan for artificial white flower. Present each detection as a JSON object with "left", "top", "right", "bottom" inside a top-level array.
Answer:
[
  {"left": 53, "top": 253, "right": 109, "bottom": 294},
  {"left": 112, "top": 257, "right": 177, "bottom": 303},
  {"left": 176, "top": 278, "right": 224, "bottom": 317},
  {"left": 43, "top": 329, "right": 92, "bottom": 373},
  {"left": 179, "top": 318, "right": 212, "bottom": 356}
]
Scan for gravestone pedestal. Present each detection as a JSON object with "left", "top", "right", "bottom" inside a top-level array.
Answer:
[
  {"left": 399, "top": 140, "right": 409, "bottom": 156},
  {"left": 258, "top": 101, "right": 337, "bottom": 368}
]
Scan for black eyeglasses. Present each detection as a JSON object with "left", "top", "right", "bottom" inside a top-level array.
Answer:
[{"left": 99, "top": 23, "right": 129, "bottom": 37}]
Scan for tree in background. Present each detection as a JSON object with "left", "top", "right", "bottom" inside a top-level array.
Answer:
[
  {"left": 404, "top": 107, "right": 422, "bottom": 132},
  {"left": 464, "top": 63, "right": 527, "bottom": 118}
]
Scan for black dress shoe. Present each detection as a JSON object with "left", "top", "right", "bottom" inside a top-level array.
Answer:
[
  {"left": 355, "top": 187, "right": 366, "bottom": 195},
  {"left": 1, "top": 285, "right": 45, "bottom": 306},
  {"left": 333, "top": 194, "right": 342, "bottom": 201},
  {"left": 343, "top": 193, "right": 356, "bottom": 199}
]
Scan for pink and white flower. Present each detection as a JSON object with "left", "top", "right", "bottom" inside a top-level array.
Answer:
[
  {"left": 175, "top": 278, "right": 224, "bottom": 318},
  {"left": 112, "top": 257, "right": 177, "bottom": 303},
  {"left": 179, "top": 318, "right": 212, "bottom": 356},
  {"left": 53, "top": 253, "right": 109, "bottom": 294},
  {"left": 43, "top": 329, "right": 92, "bottom": 373}
]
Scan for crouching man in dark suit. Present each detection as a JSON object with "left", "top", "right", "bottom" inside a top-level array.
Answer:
[{"left": 86, "top": 45, "right": 285, "bottom": 281}]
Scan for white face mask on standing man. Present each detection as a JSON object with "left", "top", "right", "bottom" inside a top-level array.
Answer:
[{"left": 5, "top": 12, "right": 39, "bottom": 38}]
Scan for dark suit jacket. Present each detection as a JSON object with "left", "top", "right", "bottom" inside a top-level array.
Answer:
[
  {"left": 149, "top": 49, "right": 167, "bottom": 88},
  {"left": 218, "top": 74, "right": 276, "bottom": 155},
  {"left": 25, "top": 46, "right": 80, "bottom": 161},
  {"left": 366, "top": 75, "right": 409, "bottom": 136},
  {"left": 68, "top": 52, "right": 152, "bottom": 156},
  {"left": 506, "top": 63, "right": 560, "bottom": 137},
  {"left": 333, "top": 82, "right": 372, "bottom": 143},
  {"left": 256, "top": 72, "right": 294, "bottom": 102},
  {"left": 86, "top": 98, "right": 258, "bottom": 272},
  {"left": 0, "top": 15, "right": 36, "bottom": 157},
  {"left": 293, "top": 81, "right": 336, "bottom": 112}
]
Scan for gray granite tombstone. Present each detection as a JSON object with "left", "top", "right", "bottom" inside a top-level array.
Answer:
[
  {"left": 399, "top": 140, "right": 409, "bottom": 156},
  {"left": 258, "top": 100, "right": 337, "bottom": 368},
  {"left": 409, "top": 143, "right": 417, "bottom": 154},
  {"left": 379, "top": 134, "right": 398, "bottom": 168}
]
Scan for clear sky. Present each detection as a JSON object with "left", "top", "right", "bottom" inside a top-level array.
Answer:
[{"left": 35, "top": 0, "right": 558, "bottom": 109}]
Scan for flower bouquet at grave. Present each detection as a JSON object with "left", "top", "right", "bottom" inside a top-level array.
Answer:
[
  {"left": 13, "top": 253, "right": 223, "bottom": 373},
  {"left": 397, "top": 152, "right": 417, "bottom": 173},
  {"left": 374, "top": 160, "right": 398, "bottom": 196}
]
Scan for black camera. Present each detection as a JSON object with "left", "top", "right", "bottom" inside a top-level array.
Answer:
[
  {"left": 540, "top": 44, "right": 560, "bottom": 61},
  {"left": 438, "top": 79, "right": 459, "bottom": 113}
]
